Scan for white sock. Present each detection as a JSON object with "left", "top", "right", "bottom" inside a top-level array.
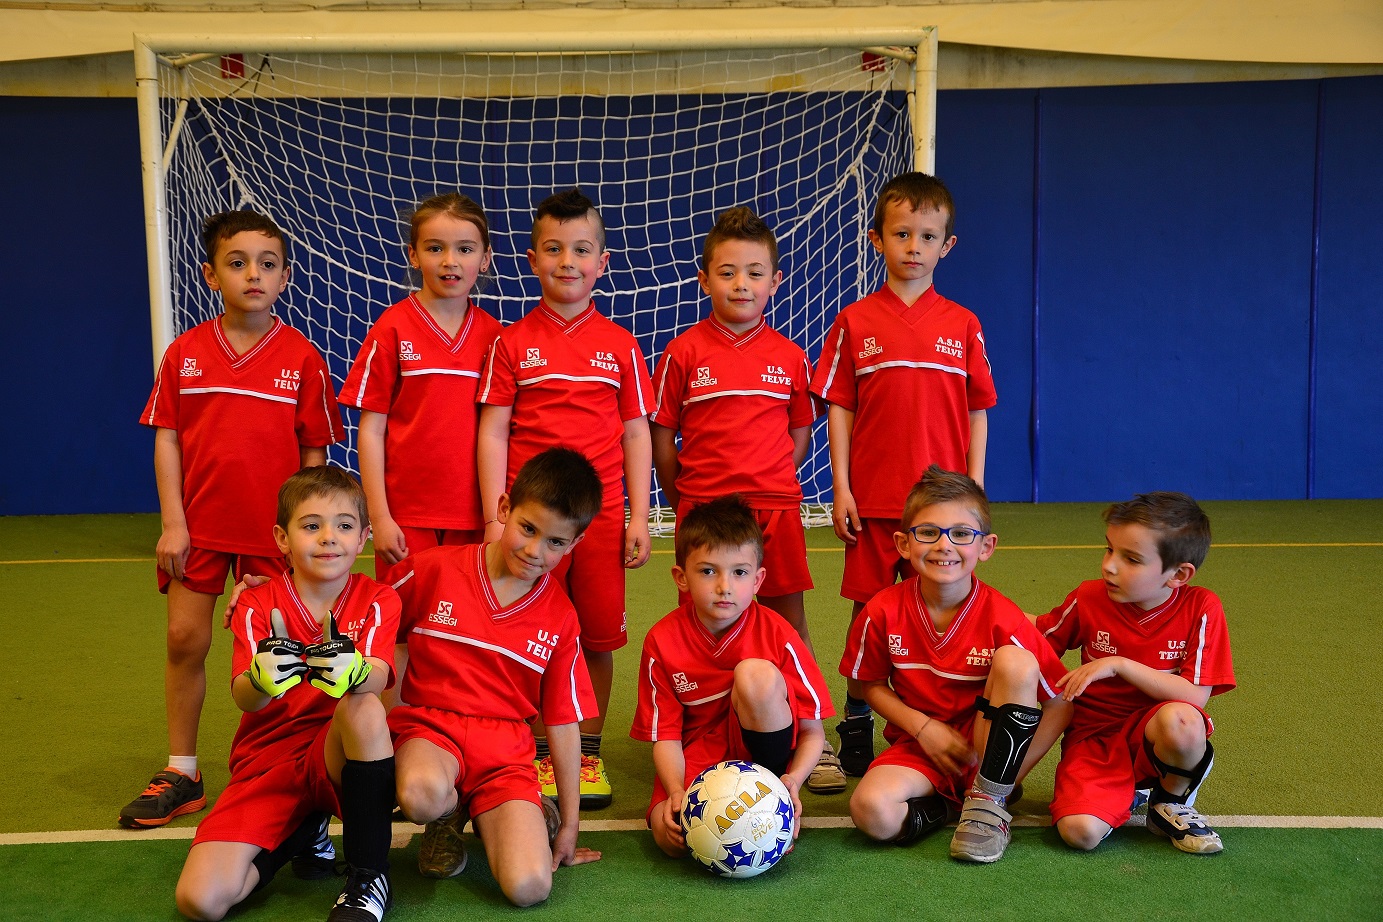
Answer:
[{"left": 168, "top": 755, "right": 198, "bottom": 777}]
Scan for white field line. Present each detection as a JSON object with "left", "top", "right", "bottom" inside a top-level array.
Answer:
[{"left": 3, "top": 814, "right": 1382, "bottom": 847}]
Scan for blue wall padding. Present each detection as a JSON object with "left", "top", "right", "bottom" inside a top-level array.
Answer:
[
  {"left": 0, "top": 98, "right": 157, "bottom": 515},
  {"left": 1031, "top": 80, "right": 1319, "bottom": 501},
  {"left": 1312, "top": 76, "right": 1383, "bottom": 499}
]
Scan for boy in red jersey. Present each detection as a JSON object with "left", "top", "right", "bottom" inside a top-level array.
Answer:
[
  {"left": 340, "top": 193, "right": 504, "bottom": 582},
  {"left": 843, "top": 467, "right": 1070, "bottom": 863},
  {"left": 477, "top": 188, "right": 655, "bottom": 808},
  {"left": 175, "top": 467, "right": 400, "bottom": 922},
  {"left": 381, "top": 448, "right": 604, "bottom": 906},
  {"left": 1038, "top": 492, "right": 1235, "bottom": 855},
  {"left": 125, "top": 211, "right": 345, "bottom": 828},
  {"left": 631, "top": 495, "right": 832, "bottom": 858},
  {"left": 812, "top": 172, "right": 996, "bottom": 778}
]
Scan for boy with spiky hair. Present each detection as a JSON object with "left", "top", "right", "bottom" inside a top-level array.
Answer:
[
  {"left": 631, "top": 495, "right": 832, "bottom": 858},
  {"left": 844, "top": 466, "right": 1069, "bottom": 863},
  {"left": 1039, "top": 492, "right": 1235, "bottom": 854}
]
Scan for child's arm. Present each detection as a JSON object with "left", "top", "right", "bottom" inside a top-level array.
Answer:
[
  {"left": 357, "top": 410, "right": 408, "bottom": 565},
  {"left": 1058, "top": 657, "right": 1213, "bottom": 708},
  {"left": 622, "top": 415, "right": 652, "bottom": 569},
  {"left": 826, "top": 405, "right": 860, "bottom": 544},
  {"left": 547, "top": 721, "right": 603, "bottom": 867},
  {"left": 966, "top": 409, "right": 988, "bottom": 489},
  {"left": 790, "top": 425, "right": 812, "bottom": 470},
  {"left": 651, "top": 739, "right": 689, "bottom": 850},
  {"left": 301, "top": 445, "right": 327, "bottom": 468},
  {"left": 649, "top": 422, "right": 681, "bottom": 511},
  {"left": 1021, "top": 696, "right": 1072, "bottom": 778},
  {"left": 476, "top": 403, "right": 513, "bottom": 544},
  {"left": 781, "top": 718, "right": 824, "bottom": 836},
  {"left": 153, "top": 427, "right": 191, "bottom": 581},
  {"left": 860, "top": 678, "right": 976, "bottom": 777}
]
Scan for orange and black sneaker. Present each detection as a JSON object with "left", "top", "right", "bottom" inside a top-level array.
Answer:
[{"left": 118, "top": 769, "right": 206, "bottom": 828}]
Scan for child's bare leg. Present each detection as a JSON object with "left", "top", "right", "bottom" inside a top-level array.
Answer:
[
  {"left": 473, "top": 800, "right": 553, "bottom": 907},
  {"left": 395, "top": 739, "right": 459, "bottom": 824},
  {"left": 166, "top": 581, "right": 218, "bottom": 757},
  {"left": 579, "top": 648, "right": 613, "bottom": 737},
  {"left": 758, "top": 592, "right": 813, "bottom": 655},
  {"left": 1057, "top": 814, "right": 1114, "bottom": 851},
  {"left": 730, "top": 659, "right": 791, "bottom": 731},
  {"left": 1143, "top": 702, "right": 1221, "bottom": 853},
  {"left": 834, "top": 600, "right": 875, "bottom": 777},
  {"left": 1144, "top": 703, "right": 1210, "bottom": 798},
  {"left": 650, "top": 797, "right": 688, "bottom": 857},
  {"left": 849, "top": 764, "right": 938, "bottom": 842},
  {"left": 175, "top": 841, "right": 260, "bottom": 921}
]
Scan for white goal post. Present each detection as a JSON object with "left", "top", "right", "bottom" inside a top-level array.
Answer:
[{"left": 133, "top": 27, "right": 937, "bottom": 529}]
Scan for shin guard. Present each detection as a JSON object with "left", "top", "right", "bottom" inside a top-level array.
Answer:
[
  {"left": 1147, "top": 739, "right": 1215, "bottom": 807},
  {"left": 975, "top": 696, "right": 1042, "bottom": 789}
]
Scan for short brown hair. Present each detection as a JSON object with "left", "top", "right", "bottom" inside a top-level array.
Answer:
[
  {"left": 202, "top": 210, "right": 289, "bottom": 264},
  {"left": 873, "top": 172, "right": 955, "bottom": 240},
  {"left": 409, "top": 192, "right": 491, "bottom": 251},
  {"left": 702, "top": 206, "right": 779, "bottom": 273},
  {"left": 675, "top": 494, "right": 764, "bottom": 567},
  {"left": 1104, "top": 492, "right": 1212, "bottom": 570},
  {"left": 531, "top": 187, "right": 605, "bottom": 252},
  {"left": 509, "top": 448, "right": 603, "bottom": 533},
  {"left": 276, "top": 465, "right": 368, "bottom": 530},
  {"left": 901, "top": 465, "right": 990, "bottom": 534}
]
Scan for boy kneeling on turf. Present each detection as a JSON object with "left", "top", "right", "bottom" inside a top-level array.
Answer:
[
  {"left": 1038, "top": 492, "right": 1235, "bottom": 854},
  {"left": 380, "top": 448, "right": 603, "bottom": 907},
  {"left": 844, "top": 466, "right": 1070, "bottom": 862},
  {"left": 176, "top": 466, "right": 400, "bottom": 922},
  {"left": 631, "top": 495, "right": 833, "bottom": 857}
]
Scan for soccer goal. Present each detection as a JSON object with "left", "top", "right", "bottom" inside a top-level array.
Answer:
[{"left": 134, "top": 28, "right": 936, "bottom": 531}]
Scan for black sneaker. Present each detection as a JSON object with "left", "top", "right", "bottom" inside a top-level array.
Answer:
[
  {"left": 327, "top": 867, "right": 392, "bottom": 922},
  {"left": 835, "top": 715, "right": 876, "bottom": 777},
  {"left": 118, "top": 769, "right": 206, "bottom": 828},
  {"left": 292, "top": 813, "right": 337, "bottom": 880}
]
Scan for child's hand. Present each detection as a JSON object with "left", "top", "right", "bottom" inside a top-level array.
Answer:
[
  {"left": 247, "top": 609, "right": 308, "bottom": 698},
  {"left": 624, "top": 520, "right": 651, "bottom": 569},
  {"left": 550, "top": 823, "right": 602, "bottom": 869},
  {"left": 222, "top": 573, "right": 273, "bottom": 628},
  {"left": 831, "top": 490, "right": 861, "bottom": 545},
  {"left": 1057, "top": 657, "right": 1125, "bottom": 701},
  {"left": 156, "top": 523, "right": 191, "bottom": 581},
  {"left": 916, "top": 717, "right": 976, "bottom": 778},
  {"left": 655, "top": 791, "right": 688, "bottom": 852},
  {"left": 483, "top": 520, "right": 505, "bottom": 544},
  {"left": 373, "top": 515, "right": 408, "bottom": 566},
  {"left": 780, "top": 774, "right": 804, "bottom": 839}
]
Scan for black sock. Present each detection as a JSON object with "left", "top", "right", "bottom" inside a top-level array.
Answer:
[
  {"left": 844, "top": 695, "right": 872, "bottom": 719},
  {"left": 250, "top": 812, "right": 325, "bottom": 892},
  {"left": 534, "top": 736, "right": 550, "bottom": 760},
  {"left": 341, "top": 757, "right": 396, "bottom": 874},
  {"left": 740, "top": 726, "right": 794, "bottom": 777},
  {"left": 580, "top": 733, "right": 602, "bottom": 758},
  {"left": 893, "top": 795, "right": 949, "bottom": 845},
  {"left": 976, "top": 699, "right": 1042, "bottom": 792}
]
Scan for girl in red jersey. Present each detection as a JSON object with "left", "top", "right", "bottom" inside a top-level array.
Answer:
[{"left": 340, "top": 193, "right": 505, "bottom": 583}]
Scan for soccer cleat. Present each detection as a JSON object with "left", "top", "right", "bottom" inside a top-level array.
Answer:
[
  {"left": 835, "top": 714, "right": 876, "bottom": 777},
  {"left": 949, "top": 794, "right": 1013, "bottom": 863},
  {"left": 541, "top": 795, "right": 561, "bottom": 848},
  {"left": 417, "top": 806, "right": 469, "bottom": 879},
  {"left": 534, "top": 757, "right": 558, "bottom": 799},
  {"left": 1148, "top": 802, "right": 1224, "bottom": 854},
  {"left": 292, "top": 812, "right": 337, "bottom": 880},
  {"left": 578, "top": 754, "right": 612, "bottom": 810},
  {"left": 1129, "top": 787, "right": 1151, "bottom": 815},
  {"left": 327, "top": 866, "right": 392, "bottom": 922},
  {"left": 805, "top": 741, "right": 847, "bottom": 794},
  {"left": 118, "top": 769, "right": 207, "bottom": 828}
]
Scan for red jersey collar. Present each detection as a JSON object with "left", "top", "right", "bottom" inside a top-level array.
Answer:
[
  {"left": 706, "top": 314, "right": 767, "bottom": 346},
  {"left": 1122, "top": 585, "right": 1183, "bottom": 628},
  {"left": 476, "top": 543, "right": 549, "bottom": 620},
  {"left": 911, "top": 575, "right": 982, "bottom": 651},
  {"left": 536, "top": 299, "right": 598, "bottom": 334},
  {"left": 407, "top": 293, "right": 475, "bottom": 353},
  {"left": 878, "top": 284, "right": 943, "bottom": 322},
  {"left": 213, "top": 314, "right": 282, "bottom": 368},
  {"left": 683, "top": 598, "right": 753, "bottom": 655},
  {"left": 277, "top": 568, "right": 360, "bottom": 641}
]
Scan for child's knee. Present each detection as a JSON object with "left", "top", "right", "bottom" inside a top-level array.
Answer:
[
  {"left": 990, "top": 645, "right": 1039, "bottom": 685},
  {"left": 732, "top": 658, "right": 784, "bottom": 700},
  {"left": 1147, "top": 702, "right": 1208, "bottom": 753},
  {"left": 1056, "top": 815, "right": 1109, "bottom": 851},
  {"left": 395, "top": 770, "right": 452, "bottom": 822},
  {"left": 335, "top": 693, "right": 386, "bottom": 733},
  {"left": 502, "top": 865, "right": 552, "bottom": 907},
  {"left": 848, "top": 786, "right": 900, "bottom": 841},
  {"left": 174, "top": 877, "right": 229, "bottom": 922}
]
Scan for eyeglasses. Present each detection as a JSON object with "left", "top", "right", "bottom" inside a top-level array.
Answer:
[{"left": 905, "top": 524, "right": 988, "bottom": 546}]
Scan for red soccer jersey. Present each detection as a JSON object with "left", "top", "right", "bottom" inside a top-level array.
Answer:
[
  {"left": 392, "top": 544, "right": 596, "bottom": 725},
  {"left": 339, "top": 295, "right": 503, "bottom": 530},
  {"left": 651, "top": 317, "right": 817, "bottom": 509},
  {"left": 227, "top": 571, "right": 400, "bottom": 779},
  {"left": 840, "top": 576, "right": 1065, "bottom": 744},
  {"left": 477, "top": 301, "right": 653, "bottom": 499},
  {"left": 811, "top": 286, "right": 997, "bottom": 518},
  {"left": 631, "top": 600, "right": 835, "bottom": 745},
  {"left": 1037, "top": 580, "right": 1236, "bottom": 740},
  {"left": 141, "top": 317, "right": 344, "bottom": 556}
]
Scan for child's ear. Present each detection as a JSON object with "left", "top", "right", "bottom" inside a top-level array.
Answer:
[
  {"left": 202, "top": 261, "right": 221, "bottom": 291},
  {"left": 893, "top": 530, "right": 910, "bottom": 560},
  {"left": 273, "top": 524, "right": 291, "bottom": 557},
  {"left": 277, "top": 261, "right": 291, "bottom": 292},
  {"left": 563, "top": 530, "right": 586, "bottom": 556},
  {"left": 867, "top": 228, "right": 884, "bottom": 255},
  {"left": 671, "top": 564, "right": 690, "bottom": 594},
  {"left": 697, "top": 269, "right": 711, "bottom": 296},
  {"left": 595, "top": 250, "right": 611, "bottom": 276},
  {"left": 752, "top": 566, "right": 767, "bottom": 595},
  {"left": 495, "top": 493, "right": 512, "bottom": 524},
  {"left": 767, "top": 269, "right": 783, "bottom": 298},
  {"left": 976, "top": 530, "right": 998, "bottom": 562},
  {"left": 407, "top": 245, "right": 419, "bottom": 270},
  {"left": 939, "top": 234, "right": 957, "bottom": 258},
  {"left": 1165, "top": 561, "right": 1197, "bottom": 589}
]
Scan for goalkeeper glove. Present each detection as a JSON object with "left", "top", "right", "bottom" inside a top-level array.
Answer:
[
  {"left": 247, "top": 608, "right": 308, "bottom": 698},
  {"left": 305, "top": 614, "right": 371, "bottom": 698}
]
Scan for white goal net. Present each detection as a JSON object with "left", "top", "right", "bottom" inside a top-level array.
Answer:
[{"left": 137, "top": 36, "right": 924, "bottom": 531}]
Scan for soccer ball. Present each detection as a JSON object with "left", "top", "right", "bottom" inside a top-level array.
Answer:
[{"left": 680, "top": 760, "right": 795, "bottom": 879}]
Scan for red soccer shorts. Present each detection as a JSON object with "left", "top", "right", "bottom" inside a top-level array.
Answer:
[
  {"left": 840, "top": 518, "right": 911, "bottom": 603},
  {"left": 375, "top": 526, "right": 484, "bottom": 584},
  {"left": 675, "top": 502, "right": 813, "bottom": 599},
  {"left": 388, "top": 705, "right": 540, "bottom": 817},
  {"left": 192, "top": 723, "right": 339, "bottom": 850},
  {"left": 551, "top": 498, "right": 627, "bottom": 652},
  {"left": 158, "top": 547, "right": 285, "bottom": 596},
  {"left": 1050, "top": 701, "right": 1215, "bottom": 828},
  {"left": 870, "top": 719, "right": 979, "bottom": 808}
]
